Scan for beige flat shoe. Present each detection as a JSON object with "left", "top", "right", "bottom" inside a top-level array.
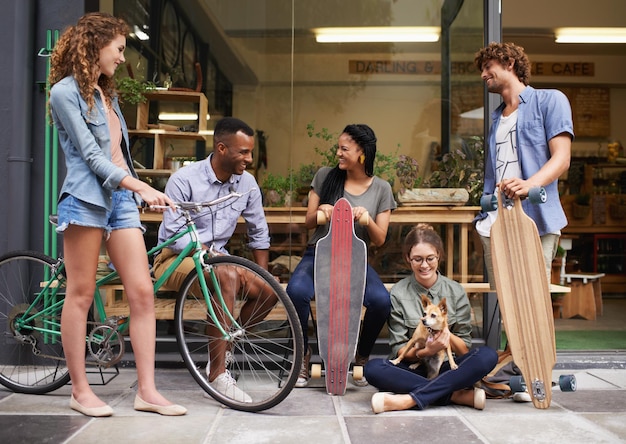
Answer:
[
  {"left": 134, "top": 395, "right": 187, "bottom": 416},
  {"left": 473, "top": 387, "right": 486, "bottom": 410},
  {"left": 70, "top": 394, "right": 113, "bottom": 417},
  {"left": 371, "top": 392, "right": 393, "bottom": 414}
]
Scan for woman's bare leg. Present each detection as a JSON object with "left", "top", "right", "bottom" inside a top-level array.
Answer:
[
  {"left": 106, "top": 228, "right": 175, "bottom": 406},
  {"left": 61, "top": 226, "right": 108, "bottom": 408}
]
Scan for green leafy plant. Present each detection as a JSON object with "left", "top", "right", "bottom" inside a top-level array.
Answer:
[
  {"left": 423, "top": 136, "right": 484, "bottom": 205},
  {"left": 394, "top": 154, "right": 421, "bottom": 194},
  {"left": 306, "top": 121, "right": 339, "bottom": 167},
  {"left": 261, "top": 172, "right": 290, "bottom": 193},
  {"left": 114, "top": 76, "right": 156, "bottom": 105},
  {"left": 373, "top": 148, "right": 399, "bottom": 187},
  {"left": 292, "top": 163, "right": 318, "bottom": 191},
  {"left": 261, "top": 172, "right": 291, "bottom": 206}
]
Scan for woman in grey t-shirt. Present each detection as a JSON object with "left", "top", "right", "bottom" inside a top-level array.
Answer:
[{"left": 286, "top": 124, "right": 397, "bottom": 388}]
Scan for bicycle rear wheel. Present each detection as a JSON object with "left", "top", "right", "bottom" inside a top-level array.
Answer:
[
  {"left": 174, "top": 255, "right": 303, "bottom": 412},
  {"left": 0, "top": 251, "right": 71, "bottom": 394}
]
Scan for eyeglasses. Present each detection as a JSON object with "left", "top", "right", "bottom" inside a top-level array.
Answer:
[{"left": 409, "top": 255, "right": 439, "bottom": 265}]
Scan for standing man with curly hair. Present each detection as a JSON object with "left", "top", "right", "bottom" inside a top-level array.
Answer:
[{"left": 473, "top": 42, "right": 574, "bottom": 285}]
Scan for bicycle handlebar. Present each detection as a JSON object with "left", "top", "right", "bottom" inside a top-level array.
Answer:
[{"left": 150, "top": 188, "right": 257, "bottom": 212}]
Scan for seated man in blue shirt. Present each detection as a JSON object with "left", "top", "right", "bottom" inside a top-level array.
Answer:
[{"left": 153, "top": 117, "right": 271, "bottom": 403}]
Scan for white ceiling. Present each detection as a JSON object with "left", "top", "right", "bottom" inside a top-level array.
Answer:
[{"left": 177, "top": 0, "right": 626, "bottom": 84}]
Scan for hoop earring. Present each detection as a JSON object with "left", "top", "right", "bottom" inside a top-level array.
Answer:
[{"left": 359, "top": 155, "right": 365, "bottom": 164}]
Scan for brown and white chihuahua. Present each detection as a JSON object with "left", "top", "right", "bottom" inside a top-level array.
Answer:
[{"left": 390, "top": 294, "right": 458, "bottom": 379}]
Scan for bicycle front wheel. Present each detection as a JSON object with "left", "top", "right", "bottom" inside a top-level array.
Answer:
[
  {"left": 174, "top": 255, "right": 303, "bottom": 412},
  {"left": 0, "top": 251, "right": 71, "bottom": 394}
]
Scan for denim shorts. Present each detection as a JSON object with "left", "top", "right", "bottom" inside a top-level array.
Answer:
[{"left": 56, "top": 189, "right": 144, "bottom": 238}]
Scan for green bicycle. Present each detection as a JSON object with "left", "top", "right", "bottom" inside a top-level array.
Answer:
[{"left": 0, "top": 190, "right": 303, "bottom": 412}]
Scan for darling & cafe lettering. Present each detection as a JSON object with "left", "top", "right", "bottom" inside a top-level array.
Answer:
[{"left": 349, "top": 60, "right": 594, "bottom": 77}]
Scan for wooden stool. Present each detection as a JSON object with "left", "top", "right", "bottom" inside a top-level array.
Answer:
[{"left": 560, "top": 273, "right": 605, "bottom": 320}]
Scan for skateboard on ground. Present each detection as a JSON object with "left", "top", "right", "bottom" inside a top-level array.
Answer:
[
  {"left": 509, "top": 374, "right": 576, "bottom": 394},
  {"left": 312, "top": 198, "right": 367, "bottom": 395},
  {"left": 483, "top": 187, "right": 558, "bottom": 409}
]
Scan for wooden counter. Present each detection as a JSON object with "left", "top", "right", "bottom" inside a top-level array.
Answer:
[{"left": 141, "top": 205, "right": 479, "bottom": 282}]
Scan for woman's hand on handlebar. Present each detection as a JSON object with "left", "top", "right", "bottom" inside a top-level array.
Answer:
[{"left": 141, "top": 189, "right": 175, "bottom": 212}]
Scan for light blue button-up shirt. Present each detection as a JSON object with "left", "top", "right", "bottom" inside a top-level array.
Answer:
[
  {"left": 50, "top": 76, "right": 136, "bottom": 210},
  {"left": 157, "top": 154, "right": 270, "bottom": 254},
  {"left": 476, "top": 86, "right": 574, "bottom": 236}
]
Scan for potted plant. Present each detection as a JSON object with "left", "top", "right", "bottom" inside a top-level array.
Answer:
[
  {"left": 261, "top": 172, "right": 291, "bottom": 207},
  {"left": 115, "top": 75, "right": 156, "bottom": 106},
  {"left": 406, "top": 137, "right": 484, "bottom": 206},
  {"left": 292, "top": 163, "right": 318, "bottom": 205}
]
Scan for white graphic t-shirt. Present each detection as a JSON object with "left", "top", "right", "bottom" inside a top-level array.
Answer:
[{"left": 476, "top": 109, "right": 521, "bottom": 237}]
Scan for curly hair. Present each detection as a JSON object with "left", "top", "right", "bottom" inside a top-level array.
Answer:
[
  {"left": 473, "top": 42, "right": 531, "bottom": 86},
  {"left": 319, "top": 124, "right": 377, "bottom": 205},
  {"left": 402, "top": 223, "right": 445, "bottom": 264},
  {"left": 49, "top": 12, "right": 129, "bottom": 111}
]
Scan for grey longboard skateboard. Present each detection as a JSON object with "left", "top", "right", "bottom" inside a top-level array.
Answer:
[{"left": 313, "top": 198, "right": 367, "bottom": 395}]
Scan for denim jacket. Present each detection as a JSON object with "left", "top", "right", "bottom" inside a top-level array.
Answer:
[
  {"left": 50, "top": 76, "right": 138, "bottom": 210},
  {"left": 475, "top": 86, "right": 574, "bottom": 235}
]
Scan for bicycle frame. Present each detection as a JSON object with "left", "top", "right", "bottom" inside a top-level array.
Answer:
[
  {"left": 18, "top": 195, "right": 249, "bottom": 348},
  {"left": 90, "top": 208, "right": 244, "bottom": 340},
  {"left": 1, "top": 188, "right": 303, "bottom": 410}
]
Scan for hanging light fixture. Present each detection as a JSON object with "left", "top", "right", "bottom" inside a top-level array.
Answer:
[
  {"left": 314, "top": 27, "right": 440, "bottom": 43},
  {"left": 555, "top": 27, "right": 626, "bottom": 44}
]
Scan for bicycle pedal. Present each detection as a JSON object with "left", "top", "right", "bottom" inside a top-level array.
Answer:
[{"left": 106, "top": 315, "right": 128, "bottom": 327}]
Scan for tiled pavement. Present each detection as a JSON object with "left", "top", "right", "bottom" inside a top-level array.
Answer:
[{"left": 1, "top": 353, "right": 625, "bottom": 444}]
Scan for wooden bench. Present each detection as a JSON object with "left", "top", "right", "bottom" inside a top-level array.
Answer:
[
  {"left": 99, "top": 285, "right": 290, "bottom": 321},
  {"left": 98, "top": 282, "right": 570, "bottom": 322}
]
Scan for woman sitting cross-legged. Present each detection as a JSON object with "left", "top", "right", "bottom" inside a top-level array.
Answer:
[{"left": 365, "top": 224, "right": 498, "bottom": 413}]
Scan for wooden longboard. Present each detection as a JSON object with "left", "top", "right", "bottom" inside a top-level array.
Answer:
[
  {"left": 314, "top": 198, "right": 367, "bottom": 395},
  {"left": 490, "top": 191, "right": 556, "bottom": 409}
]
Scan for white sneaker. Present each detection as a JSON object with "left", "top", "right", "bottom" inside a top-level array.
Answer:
[
  {"left": 512, "top": 391, "right": 532, "bottom": 402},
  {"left": 352, "top": 375, "right": 369, "bottom": 387},
  {"left": 295, "top": 347, "right": 311, "bottom": 388},
  {"left": 210, "top": 370, "right": 252, "bottom": 403},
  {"left": 205, "top": 351, "right": 234, "bottom": 377}
]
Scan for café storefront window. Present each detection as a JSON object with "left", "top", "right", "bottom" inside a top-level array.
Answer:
[{"left": 115, "top": 0, "right": 487, "bottom": 328}]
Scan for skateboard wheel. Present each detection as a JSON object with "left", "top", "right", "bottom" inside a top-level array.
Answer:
[
  {"left": 311, "top": 363, "right": 322, "bottom": 379},
  {"left": 480, "top": 194, "right": 497, "bottom": 212},
  {"left": 528, "top": 186, "right": 547, "bottom": 204},
  {"left": 509, "top": 375, "right": 526, "bottom": 393},
  {"left": 559, "top": 374, "right": 576, "bottom": 392},
  {"left": 352, "top": 365, "right": 363, "bottom": 380}
]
